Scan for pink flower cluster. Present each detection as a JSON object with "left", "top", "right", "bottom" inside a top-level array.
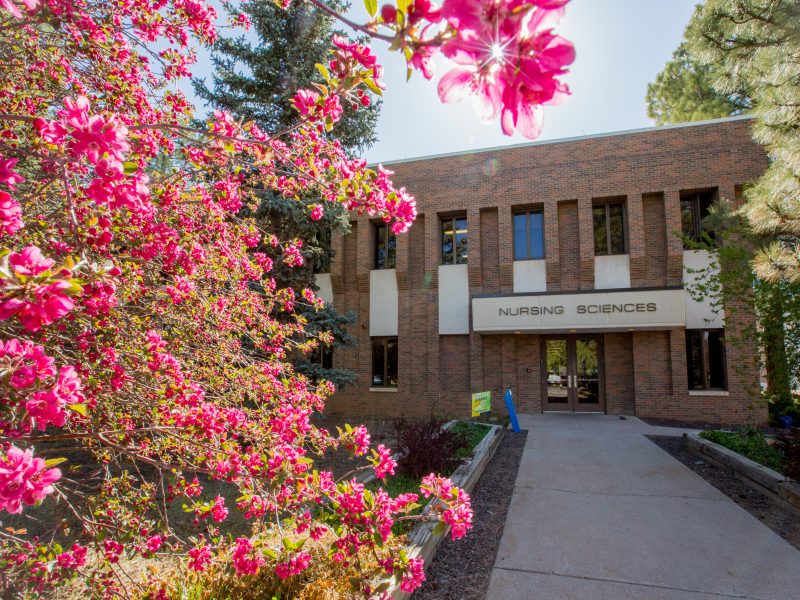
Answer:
[
  {"left": 0, "top": 246, "right": 75, "bottom": 332},
  {"left": 420, "top": 474, "right": 473, "bottom": 540},
  {"left": 380, "top": 555, "right": 426, "bottom": 593},
  {"left": 231, "top": 537, "right": 265, "bottom": 576},
  {"left": 0, "top": 191, "right": 23, "bottom": 238},
  {"left": 26, "top": 366, "right": 84, "bottom": 432},
  {"left": 188, "top": 544, "right": 212, "bottom": 572},
  {"left": 371, "top": 444, "right": 397, "bottom": 480},
  {"left": 0, "top": 445, "right": 61, "bottom": 514},
  {"left": 275, "top": 551, "right": 311, "bottom": 580},
  {"left": 340, "top": 424, "right": 371, "bottom": 456},
  {"left": 437, "top": 0, "right": 575, "bottom": 138}
]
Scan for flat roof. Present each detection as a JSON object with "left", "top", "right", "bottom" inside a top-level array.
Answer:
[{"left": 377, "top": 115, "right": 751, "bottom": 167}]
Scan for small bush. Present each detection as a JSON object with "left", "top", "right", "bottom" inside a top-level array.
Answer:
[
  {"left": 700, "top": 428, "right": 785, "bottom": 473},
  {"left": 392, "top": 418, "right": 469, "bottom": 478},
  {"left": 776, "top": 428, "right": 800, "bottom": 481}
]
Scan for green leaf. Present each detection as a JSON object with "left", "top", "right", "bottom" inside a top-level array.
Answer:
[
  {"left": 67, "top": 403, "right": 87, "bottom": 416},
  {"left": 315, "top": 63, "right": 330, "bottom": 82},
  {"left": 363, "top": 78, "right": 383, "bottom": 97},
  {"left": 364, "top": 0, "right": 377, "bottom": 16},
  {"left": 44, "top": 457, "right": 68, "bottom": 468},
  {"left": 432, "top": 521, "right": 447, "bottom": 536}
]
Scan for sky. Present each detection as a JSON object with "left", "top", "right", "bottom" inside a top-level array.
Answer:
[{"left": 186, "top": 0, "right": 699, "bottom": 164}]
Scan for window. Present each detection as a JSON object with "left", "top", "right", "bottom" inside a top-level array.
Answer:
[
  {"left": 593, "top": 202, "right": 626, "bottom": 256},
  {"left": 685, "top": 329, "right": 727, "bottom": 390},
  {"left": 441, "top": 216, "right": 467, "bottom": 264},
  {"left": 374, "top": 223, "right": 396, "bottom": 269},
  {"left": 681, "top": 191, "right": 715, "bottom": 246},
  {"left": 513, "top": 210, "right": 545, "bottom": 260},
  {"left": 371, "top": 337, "right": 398, "bottom": 387},
  {"left": 310, "top": 345, "right": 333, "bottom": 370}
]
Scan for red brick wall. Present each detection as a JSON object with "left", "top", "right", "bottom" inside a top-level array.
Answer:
[{"left": 327, "top": 119, "right": 768, "bottom": 425}]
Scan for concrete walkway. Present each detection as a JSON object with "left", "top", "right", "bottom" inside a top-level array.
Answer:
[{"left": 486, "top": 414, "right": 800, "bottom": 600}]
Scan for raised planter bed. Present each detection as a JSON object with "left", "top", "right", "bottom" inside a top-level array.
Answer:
[{"left": 685, "top": 431, "right": 800, "bottom": 512}]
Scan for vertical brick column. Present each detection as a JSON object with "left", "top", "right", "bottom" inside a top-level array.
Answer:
[
  {"left": 395, "top": 225, "right": 410, "bottom": 291},
  {"left": 664, "top": 189, "right": 684, "bottom": 286},
  {"left": 424, "top": 212, "right": 440, "bottom": 398},
  {"left": 577, "top": 197, "right": 595, "bottom": 289},
  {"left": 467, "top": 208, "right": 482, "bottom": 289},
  {"left": 544, "top": 202, "right": 560, "bottom": 291},
  {"left": 500, "top": 336, "right": 517, "bottom": 413},
  {"left": 497, "top": 206, "right": 513, "bottom": 292},
  {"left": 627, "top": 191, "right": 645, "bottom": 286},
  {"left": 669, "top": 328, "right": 688, "bottom": 397},
  {"left": 330, "top": 231, "right": 345, "bottom": 295},
  {"left": 356, "top": 221, "right": 371, "bottom": 293}
]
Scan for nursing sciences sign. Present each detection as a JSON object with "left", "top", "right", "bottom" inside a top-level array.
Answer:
[
  {"left": 472, "top": 288, "right": 686, "bottom": 333},
  {"left": 471, "top": 391, "right": 491, "bottom": 417}
]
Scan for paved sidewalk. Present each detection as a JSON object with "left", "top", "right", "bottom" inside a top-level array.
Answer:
[{"left": 486, "top": 414, "right": 800, "bottom": 600}]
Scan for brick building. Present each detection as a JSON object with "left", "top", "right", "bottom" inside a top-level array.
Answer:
[{"left": 318, "top": 116, "right": 768, "bottom": 424}]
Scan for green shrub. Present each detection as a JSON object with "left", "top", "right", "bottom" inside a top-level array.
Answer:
[{"left": 700, "top": 428, "right": 785, "bottom": 473}]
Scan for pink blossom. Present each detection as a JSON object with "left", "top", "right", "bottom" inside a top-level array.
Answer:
[
  {"left": 275, "top": 551, "right": 311, "bottom": 579},
  {"left": 187, "top": 544, "right": 212, "bottom": 571},
  {"left": 437, "top": 1, "right": 574, "bottom": 138},
  {"left": 146, "top": 535, "right": 163, "bottom": 553},
  {"left": 322, "top": 95, "right": 343, "bottom": 122},
  {"left": 103, "top": 539, "right": 124, "bottom": 563},
  {"left": 0, "top": 445, "right": 61, "bottom": 514},
  {"left": 2, "top": 338, "right": 56, "bottom": 389},
  {"left": 0, "top": 191, "right": 23, "bottom": 237},
  {"left": 56, "top": 544, "right": 87, "bottom": 571},
  {"left": 33, "top": 118, "right": 68, "bottom": 145},
  {"left": 231, "top": 537, "right": 264, "bottom": 576},
  {"left": 26, "top": 366, "right": 84, "bottom": 431},
  {"left": 0, "top": 157, "right": 24, "bottom": 189},
  {"left": 57, "top": 97, "right": 130, "bottom": 165},
  {"left": 6, "top": 245, "right": 54, "bottom": 276},
  {"left": 210, "top": 495, "right": 228, "bottom": 522},
  {"left": 293, "top": 89, "right": 319, "bottom": 116},
  {"left": 309, "top": 204, "right": 324, "bottom": 221},
  {"left": 283, "top": 243, "right": 304, "bottom": 268},
  {"left": 341, "top": 424, "right": 371, "bottom": 456},
  {"left": 372, "top": 444, "right": 397, "bottom": 480},
  {"left": 0, "top": 281, "right": 75, "bottom": 332},
  {"left": 0, "top": 0, "right": 22, "bottom": 18},
  {"left": 399, "top": 558, "right": 426, "bottom": 593}
]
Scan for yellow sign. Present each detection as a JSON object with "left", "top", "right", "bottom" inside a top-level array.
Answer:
[{"left": 471, "top": 391, "right": 491, "bottom": 417}]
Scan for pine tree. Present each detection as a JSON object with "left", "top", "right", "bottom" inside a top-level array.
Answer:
[
  {"left": 648, "top": 1, "right": 800, "bottom": 414},
  {"left": 646, "top": 42, "right": 750, "bottom": 125},
  {"left": 194, "top": 0, "right": 382, "bottom": 388},
  {"left": 687, "top": 0, "right": 800, "bottom": 282}
]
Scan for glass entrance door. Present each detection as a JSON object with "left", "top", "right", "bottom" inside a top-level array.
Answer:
[{"left": 542, "top": 335, "right": 605, "bottom": 412}]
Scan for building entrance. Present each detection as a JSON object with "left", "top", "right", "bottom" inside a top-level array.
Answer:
[{"left": 541, "top": 335, "right": 605, "bottom": 412}]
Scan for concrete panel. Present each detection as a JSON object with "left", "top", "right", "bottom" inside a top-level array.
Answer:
[
  {"left": 594, "top": 254, "right": 631, "bottom": 289},
  {"left": 315, "top": 273, "right": 333, "bottom": 305},
  {"left": 438, "top": 264, "right": 469, "bottom": 334},
  {"left": 369, "top": 269, "right": 398, "bottom": 336},
  {"left": 683, "top": 250, "right": 724, "bottom": 329},
  {"left": 513, "top": 260, "right": 547, "bottom": 293}
]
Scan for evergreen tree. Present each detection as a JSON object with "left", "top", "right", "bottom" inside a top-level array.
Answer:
[
  {"left": 646, "top": 42, "right": 750, "bottom": 125},
  {"left": 686, "top": 0, "right": 800, "bottom": 282},
  {"left": 194, "top": 0, "right": 382, "bottom": 388},
  {"left": 648, "top": 1, "right": 800, "bottom": 416}
]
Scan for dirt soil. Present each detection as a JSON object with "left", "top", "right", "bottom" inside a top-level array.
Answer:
[
  {"left": 412, "top": 429, "right": 528, "bottom": 600},
  {"left": 649, "top": 435, "right": 800, "bottom": 552}
]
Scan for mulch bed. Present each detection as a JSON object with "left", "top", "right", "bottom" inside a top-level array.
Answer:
[
  {"left": 412, "top": 429, "right": 528, "bottom": 600},
  {"left": 648, "top": 435, "right": 800, "bottom": 552}
]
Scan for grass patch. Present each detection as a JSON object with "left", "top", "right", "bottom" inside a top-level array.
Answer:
[
  {"left": 700, "top": 429, "right": 785, "bottom": 474},
  {"left": 450, "top": 422, "right": 492, "bottom": 461}
]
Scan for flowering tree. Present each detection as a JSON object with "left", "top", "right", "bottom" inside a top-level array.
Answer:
[{"left": 0, "top": 0, "right": 573, "bottom": 597}]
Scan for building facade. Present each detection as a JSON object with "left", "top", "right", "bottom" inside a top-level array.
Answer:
[{"left": 318, "top": 117, "right": 768, "bottom": 424}]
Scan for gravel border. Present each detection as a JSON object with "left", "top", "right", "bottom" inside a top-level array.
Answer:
[
  {"left": 648, "top": 435, "right": 800, "bottom": 552},
  {"left": 412, "top": 430, "right": 528, "bottom": 600}
]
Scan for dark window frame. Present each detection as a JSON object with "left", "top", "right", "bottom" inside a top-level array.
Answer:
[
  {"left": 681, "top": 191, "right": 716, "bottom": 247},
  {"left": 685, "top": 329, "right": 727, "bottom": 391},
  {"left": 374, "top": 222, "right": 396, "bottom": 270},
  {"left": 441, "top": 215, "right": 468, "bottom": 265},
  {"left": 371, "top": 336, "right": 398, "bottom": 388},
  {"left": 310, "top": 344, "right": 333, "bottom": 370},
  {"left": 513, "top": 209, "right": 545, "bottom": 261},
  {"left": 592, "top": 201, "right": 627, "bottom": 256}
]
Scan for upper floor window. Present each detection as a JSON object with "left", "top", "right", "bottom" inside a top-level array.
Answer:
[
  {"left": 374, "top": 223, "right": 396, "bottom": 269},
  {"left": 371, "top": 337, "right": 398, "bottom": 388},
  {"left": 513, "top": 210, "right": 545, "bottom": 260},
  {"left": 441, "top": 215, "right": 468, "bottom": 265},
  {"left": 593, "top": 202, "right": 626, "bottom": 256},
  {"left": 685, "top": 329, "right": 727, "bottom": 391},
  {"left": 681, "top": 191, "right": 715, "bottom": 246}
]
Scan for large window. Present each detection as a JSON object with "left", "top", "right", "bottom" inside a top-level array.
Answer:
[
  {"left": 513, "top": 210, "right": 545, "bottom": 260},
  {"left": 593, "top": 202, "right": 626, "bottom": 256},
  {"left": 374, "top": 223, "right": 396, "bottom": 269},
  {"left": 686, "top": 329, "right": 727, "bottom": 391},
  {"left": 371, "top": 337, "right": 398, "bottom": 388},
  {"left": 681, "top": 191, "right": 715, "bottom": 246},
  {"left": 441, "top": 215, "right": 467, "bottom": 265}
]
